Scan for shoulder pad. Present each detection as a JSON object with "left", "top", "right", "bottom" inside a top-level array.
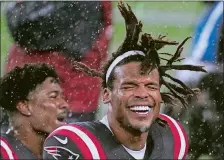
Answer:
[
  {"left": 43, "top": 123, "right": 106, "bottom": 159},
  {"left": 159, "top": 114, "right": 189, "bottom": 159},
  {"left": 0, "top": 135, "right": 18, "bottom": 159}
]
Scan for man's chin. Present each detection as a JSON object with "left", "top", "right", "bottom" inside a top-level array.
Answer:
[
  {"left": 132, "top": 125, "right": 150, "bottom": 133},
  {"left": 125, "top": 122, "right": 151, "bottom": 133},
  {"left": 134, "top": 118, "right": 154, "bottom": 130},
  {"left": 139, "top": 126, "right": 150, "bottom": 133}
]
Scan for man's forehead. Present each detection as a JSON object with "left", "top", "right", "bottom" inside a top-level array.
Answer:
[
  {"left": 114, "top": 62, "right": 159, "bottom": 77},
  {"left": 30, "top": 77, "right": 61, "bottom": 94},
  {"left": 40, "top": 77, "right": 61, "bottom": 89}
]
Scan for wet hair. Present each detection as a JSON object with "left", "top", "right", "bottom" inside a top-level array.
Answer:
[
  {"left": 0, "top": 63, "right": 59, "bottom": 112},
  {"left": 70, "top": 2, "right": 206, "bottom": 108}
]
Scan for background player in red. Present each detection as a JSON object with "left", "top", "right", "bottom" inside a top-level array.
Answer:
[
  {"left": 0, "top": 63, "right": 68, "bottom": 159},
  {"left": 43, "top": 2, "right": 206, "bottom": 159},
  {"left": 4, "top": 1, "right": 112, "bottom": 123}
]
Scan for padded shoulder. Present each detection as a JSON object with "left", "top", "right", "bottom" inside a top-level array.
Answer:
[
  {"left": 43, "top": 123, "right": 107, "bottom": 159},
  {"left": 159, "top": 114, "right": 189, "bottom": 159}
]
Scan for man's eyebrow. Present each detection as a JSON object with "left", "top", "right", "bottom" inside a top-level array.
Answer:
[{"left": 121, "top": 81, "right": 138, "bottom": 85}]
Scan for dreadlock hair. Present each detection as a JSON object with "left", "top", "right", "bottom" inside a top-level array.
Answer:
[
  {"left": 70, "top": 2, "right": 207, "bottom": 109},
  {"left": 0, "top": 63, "right": 59, "bottom": 112}
]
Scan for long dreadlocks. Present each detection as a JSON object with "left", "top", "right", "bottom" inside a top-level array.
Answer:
[{"left": 71, "top": 2, "right": 207, "bottom": 108}]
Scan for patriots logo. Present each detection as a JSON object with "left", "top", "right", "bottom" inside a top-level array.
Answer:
[{"left": 44, "top": 146, "right": 80, "bottom": 160}]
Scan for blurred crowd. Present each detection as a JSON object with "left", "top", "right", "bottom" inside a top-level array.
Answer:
[{"left": 0, "top": 1, "right": 223, "bottom": 159}]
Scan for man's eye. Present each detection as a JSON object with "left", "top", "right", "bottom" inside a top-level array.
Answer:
[
  {"left": 122, "top": 86, "right": 135, "bottom": 89},
  {"left": 147, "top": 85, "right": 158, "bottom": 90},
  {"left": 49, "top": 93, "right": 57, "bottom": 98}
]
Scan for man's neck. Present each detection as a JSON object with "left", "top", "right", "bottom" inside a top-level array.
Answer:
[
  {"left": 12, "top": 124, "right": 46, "bottom": 159},
  {"left": 107, "top": 115, "right": 148, "bottom": 151}
]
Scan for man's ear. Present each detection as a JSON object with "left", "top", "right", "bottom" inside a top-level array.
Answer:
[
  {"left": 103, "top": 88, "right": 112, "bottom": 104},
  {"left": 16, "top": 101, "right": 31, "bottom": 116}
]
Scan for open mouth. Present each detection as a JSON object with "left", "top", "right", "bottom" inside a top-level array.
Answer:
[
  {"left": 129, "top": 106, "right": 152, "bottom": 114},
  {"left": 57, "top": 113, "right": 67, "bottom": 122},
  {"left": 57, "top": 117, "right": 65, "bottom": 122}
]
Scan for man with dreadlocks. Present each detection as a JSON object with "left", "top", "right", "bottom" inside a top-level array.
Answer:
[{"left": 43, "top": 2, "right": 206, "bottom": 159}]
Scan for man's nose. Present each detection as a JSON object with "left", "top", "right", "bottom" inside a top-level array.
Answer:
[
  {"left": 58, "top": 98, "right": 69, "bottom": 110},
  {"left": 134, "top": 86, "right": 149, "bottom": 99}
]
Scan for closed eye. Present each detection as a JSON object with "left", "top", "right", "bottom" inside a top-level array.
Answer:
[
  {"left": 121, "top": 83, "right": 137, "bottom": 90},
  {"left": 50, "top": 95, "right": 57, "bottom": 98},
  {"left": 122, "top": 85, "right": 135, "bottom": 89},
  {"left": 121, "top": 81, "right": 137, "bottom": 89},
  {"left": 49, "top": 91, "right": 59, "bottom": 99},
  {"left": 146, "top": 85, "right": 159, "bottom": 90}
]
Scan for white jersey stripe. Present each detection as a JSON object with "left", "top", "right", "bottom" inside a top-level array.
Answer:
[
  {"left": 0, "top": 139, "right": 15, "bottom": 160},
  {"left": 161, "top": 114, "right": 186, "bottom": 159},
  {"left": 53, "top": 125, "right": 100, "bottom": 159}
]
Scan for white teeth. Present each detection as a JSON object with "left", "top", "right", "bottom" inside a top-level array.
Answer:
[
  {"left": 136, "top": 112, "right": 149, "bottom": 115},
  {"left": 129, "top": 106, "right": 152, "bottom": 112}
]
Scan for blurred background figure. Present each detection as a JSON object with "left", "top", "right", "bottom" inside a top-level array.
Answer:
[
  {"left": 2, "top": 1, "right": 112, "bottom": 125},
  {"left": 187, "top": 71, "right": 224, "bottom": 159},
  {"left": 175, "top": 1, "right": 223, "bottom": 87}
]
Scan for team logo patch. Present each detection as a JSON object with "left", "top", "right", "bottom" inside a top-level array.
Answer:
[{"left": 44, "top": 146, "right": 79, "bottom": 160}]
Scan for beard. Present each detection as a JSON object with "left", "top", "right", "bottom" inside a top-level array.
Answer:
[{"left": 117, "top": 116, "right": 151, "bottom": 134}]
